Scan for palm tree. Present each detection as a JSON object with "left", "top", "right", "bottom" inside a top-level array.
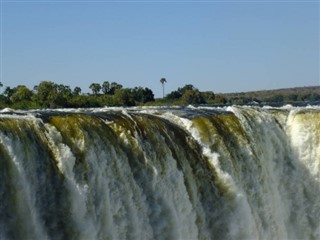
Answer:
[{"left": 160, "top": 78, "right": 167, "bottom": 98}]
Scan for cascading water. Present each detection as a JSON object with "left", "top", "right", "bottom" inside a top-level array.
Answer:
[{"left": 0, "top": 106, "right": 319, "bottom": 240}]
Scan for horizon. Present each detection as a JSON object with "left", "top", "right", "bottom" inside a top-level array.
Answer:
[
  {"left": 219, "top": 84, "right": 320, "bottom": 95},
  {"left": 0, "top": 0, "right": 319, "bottom": 98}
]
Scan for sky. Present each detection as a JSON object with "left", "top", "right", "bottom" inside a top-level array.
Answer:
[{"left": 0, "top": 0, "right": 319, "bottom": 98}]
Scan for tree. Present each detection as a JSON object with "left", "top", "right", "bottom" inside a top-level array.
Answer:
[
  {"left": 203, "top": 91, "right": 215, "bottom": 104},
  {"left": 166, "top": 90, "right": 181, "bottom": 100},
  {"left": 181, "top": 89, "right": 205, "bottom": 104},
  {"left": 57, "top": 84, "right": 72, "bottom": 99},
  {"left": 178, "top": 84, "right": 195, "bottom": 95},
  {"left": 109, "top": 82, "right": 123, "bottom": 95},
  {"left": 132, "top": 87, "right": 155, "bottom": 103},
  {"left": 160, "top": 78, "right": 167, "bottom": 98},
  {"left": 102, "top": 81, "right": 110, "bottom": 94},
  {"left": 33, "top": 81, "right": 65, "bottom": 108},
  {"left": 0, "top": 82, "right": 3, "bottom": 92},
  {"left": 3, "top": 87, "right": 15, "bottom": 99},
  {"left": 11, "top": 85, "right": 33, "bottom": 103},
  {"left": 267, "top": 95, "right": 284, "bottom": 103},
  {"left": 113, "top": 88, "right": 135, "bottom": 106},
  {"left": 214, "top": 95, "right": 227, "bottom": 104},
  {"left": 89, "top": 83, "right": 101, "bottom": 95},
  {"left": 73, "top": 86, "right": 82, "bottom": 96}
]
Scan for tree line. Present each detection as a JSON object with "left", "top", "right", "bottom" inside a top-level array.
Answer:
[
  {"left": 221, "top": 86, "right": 320, "bottom": 105},
  {"left": 1, "top": 80, "right": 316, "bottom": 109},
  {"left": 0, "top": 81, "right": 218, "bottom": 109},
  {"left": 0, "top": 81, "right": 155, "bottom": 109}
]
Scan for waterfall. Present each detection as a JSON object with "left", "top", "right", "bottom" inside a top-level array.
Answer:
[{"left": 0, "top": 106, "right": 319, "bottom": 240}]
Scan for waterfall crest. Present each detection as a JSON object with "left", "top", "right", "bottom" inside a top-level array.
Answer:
[{"left": 0, "top": 106, "right": 319, "bottom": 240}]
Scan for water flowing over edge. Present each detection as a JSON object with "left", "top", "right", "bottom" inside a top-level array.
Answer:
[{"left": 0, "top": 105, "right": 319, "bottom": 240}]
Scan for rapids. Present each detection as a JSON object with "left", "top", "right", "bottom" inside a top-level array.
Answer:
[{"left": 0, "top": 106, "right": 319, "bottom": 240}]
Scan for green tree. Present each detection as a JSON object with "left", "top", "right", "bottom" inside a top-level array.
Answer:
[
  {"left": 166, "top": 90, "right": 182, "bottom": 100},
  {"left": 181, "top": 89, "right": 205, "bottom": 104},
  {"left": 102, "top": 81, "right": 110, "bottom": 94},
  {"left": 178, "top": 84, "right": 195, "bottom": 95},
  {"left": 160, "top": 78, "right": 167, "bottom": 98},
  {"left": 202, "top": 91, "right": 215, "bottom": 104},
  {"left": 267, "top": 95, "right": 284, "bottom": 103},
  {"left": 73, "top": 86, "right": 82, "bottom": 96},
  {"left": 113, "top": 88, "right": 135, "bottom": 106},
  {"left": 132, "top": 87, "right": 155, "bottom": 103},
  {"left": 33, "top": 81, "right": 65, "bottom": 108},
  {"left": 109, "top": 82, "right": 123, "bottom": 95},
  {"left": 214, "top": 95, "right": 227, "bottom": 104},
  {"left": 11, "top": 85, "right": 33, "bottom": 103},
  {"left": 0, "top": 82, "right": 6, "bottom": 106},
  {"left": 3, "top": 87, "right": 15, "bottom": 99},
  {"left": 57, "top": 84, "right": 72, "bottom": 98},
  {"left": 89, "top": 83, "right": 101, "bottom": 95}
]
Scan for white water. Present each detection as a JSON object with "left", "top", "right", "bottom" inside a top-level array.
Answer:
[{"left": 0, "top": 106, "right": 319, "bottom": 240}]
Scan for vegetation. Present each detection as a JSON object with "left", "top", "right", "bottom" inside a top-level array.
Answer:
[
  {"left": 220, "top": 86, "right": 320, "bottom": 105},
  {"left": 0, "top": 81, "right": 155, "bottom": 109},
  {"left": 0, "top": 80, "right": 319, "bottom": 109},
  {"left": 163, "top": 84, "right": 214, "bottom": 105},
  {"left": 160, "top": 78, "right": 167, "bottom": 98}
]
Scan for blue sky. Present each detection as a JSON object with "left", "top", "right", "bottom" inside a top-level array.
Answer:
[{"left": 1, "top": 0, "right": 319, "bottom": 98}]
